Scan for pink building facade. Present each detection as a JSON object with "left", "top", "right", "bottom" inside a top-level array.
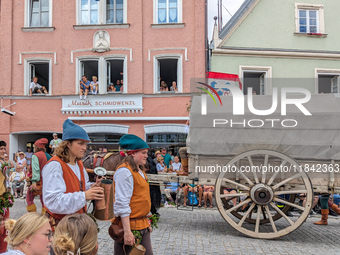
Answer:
[{"left": 0, "top": 0, "right": 206, "bottom": 156}]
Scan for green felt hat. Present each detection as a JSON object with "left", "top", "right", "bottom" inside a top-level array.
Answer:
[{"left": 119, "top": 134, "right": 149, "bottom": 151}]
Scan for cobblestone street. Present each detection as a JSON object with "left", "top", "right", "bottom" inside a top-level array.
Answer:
[{"left": 6, "top": 198, "right": 340, "bottom": 254}]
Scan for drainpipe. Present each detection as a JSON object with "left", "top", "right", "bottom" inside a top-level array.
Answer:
[{"left": 205, "top": 0, "right": 208, "bottom": 73}]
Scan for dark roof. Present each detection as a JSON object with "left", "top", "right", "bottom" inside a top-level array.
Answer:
[{"left": 219, "top": 0, "right": 258, "bottom": 40}]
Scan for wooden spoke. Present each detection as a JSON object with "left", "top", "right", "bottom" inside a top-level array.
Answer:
[
  {"left": 222, "top": 178, "right": 250, "bottom": 191},
  {"left": 267, "top": 160, "right": 287, "bottom": 186},
  {"left": 238, "top": 203, "right": 256, "bottom": 227},
  {"left": 269, "top": 202, "right": 294, "bottom": 226},
  {"left": 261, "top": 154, "right": 269, "bottom": 183},
  {"left": 226, "top": 198, "right": 252, "bottom": 214},
  {"left": 261, "top": 206, "right": 267, "bottom": 220},
  {"left": 264, "top": 205, "right": 277, "bottom": 233},
  {"left": 255, "top": 205, "right": 262, "bottom": 234},
  {"left": 233, "top": 164, "right": 254, "bottom": 186},
  {"left": 273, "top": 197, "right": 305, "bottom": 211},
  {"left": 215, "top": 149, "right": 312, "bottom": 239},
  {"left": 272, "top": 173, "right": 301, "bottom": 190},
  {"left": 247, "top": 156, "right": 259, "bottom": 184},
  {"left": 274, "top": 190, "right": 307, "bottom": 196},
  {"left": 219, "top": 192, "right": 249, "bottom": 198}
]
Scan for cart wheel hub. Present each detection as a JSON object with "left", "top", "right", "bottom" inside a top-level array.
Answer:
[{"left": 250, "top": 184, "right": 274, "bottom": 205}]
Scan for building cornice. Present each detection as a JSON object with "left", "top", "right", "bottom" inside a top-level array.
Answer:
[
  {"left": 21, "top": 27, "right": 55, "bottom": 32},
  {"left": 73, "top": 24, "right": 130, "bottom": 30},
  {"left": 2, "top": 93, "right": 191, "bottom": 100},
  {"left": 213, "top": 47, "right": 340, "bottom": 60},
  {"left": 151, "top": 23, "right": 185, "bottom": 29}
]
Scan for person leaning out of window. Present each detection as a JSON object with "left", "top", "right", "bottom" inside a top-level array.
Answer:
[
  {"left": 160, "top": 81, "right": 168, "bottom": 91},
  {"left": 79, "top": 75, "right": 90, "bottom": 100},
  {"left": 108, "top": 83, "right": 116, "bottom": 92},
  {"left": 114, "top": 79, "right": 122, "bottom": 92},
  {"left": 29, "top": 77, "right": 48, "bottom": 96},
  {"left": 90, "top": 76, "right": 98, "bottom": 95},
  {"left": 170, "top": 81, "right": 178, "bottom": 92}
]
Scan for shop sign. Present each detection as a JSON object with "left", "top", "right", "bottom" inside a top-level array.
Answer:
[{"left": 61, "top": 95, "right": 143, "bottom": 115}]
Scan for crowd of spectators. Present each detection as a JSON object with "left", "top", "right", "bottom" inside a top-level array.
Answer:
[
  {"left": 79, "top": 75, "right": 125, "bottom": 98},
  {"left": 4, "top": 133, "right": 63, "bottom": 199},
  {"left": 151, "top": 147, "right": 213, "bottom": 208}
]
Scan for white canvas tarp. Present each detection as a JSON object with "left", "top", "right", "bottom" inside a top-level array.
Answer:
[{"left": 188, "top": 94, "right": 340, "bottom": 160}]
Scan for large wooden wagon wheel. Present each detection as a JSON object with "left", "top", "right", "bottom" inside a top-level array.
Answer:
[{"left": 215, "top": 149, "right": 313, "bottom": 239}]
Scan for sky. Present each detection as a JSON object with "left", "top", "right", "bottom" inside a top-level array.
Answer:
[{"left": 207, "top": 0, "right": 245, "bottom": 40}]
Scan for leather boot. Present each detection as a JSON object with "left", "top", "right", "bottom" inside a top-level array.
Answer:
[
  {"left": 27, "top": 204, "right": 37, "bottom": 213},
  {"left": 177, "top": 158, "right": 188, "bottom": 176},
  {"left": 314, "top": 209, "right": 329, "bottom": 225},
  {"left": 328, "top": 201, "right": 340, "bottom": 214},
  {"left": 41, "top": 207, "right": 46, "bottom": 215}
]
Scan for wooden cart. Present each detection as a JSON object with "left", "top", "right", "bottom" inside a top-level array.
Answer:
[
  {"left": 98, "top": 94, "right": 340, "bottom": 239},
  {"left": 183, "top": 94, "right": 340, "bottom": 239}
]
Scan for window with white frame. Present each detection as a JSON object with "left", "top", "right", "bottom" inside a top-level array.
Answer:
[
  {"left": 299, "top": 9, "right": 318, "bottom": 33},
  {"left": 79, "top": 0, "right": 126, "bottom": 25},
  {"left": 318, "top": 74, "right": 340, "bottom": 94},
  {"left": 154, "top": 0, "right": 182, "bottom": 24},
  {"left": 106, "top": 59, "right": 124, "bottom": 92},
  {"left": 295, "top": 4, "right": 324, "bottom": 34},
  {"left": 81, "top": 0, "right": 99, "bottom": 24},
  {"left": 26, "top": 61, "right": 51, "bottom": 96},
  {"left": 154, "top": 56, "right": 182, "bottom": 93},
  {"left": 80, "top": 60, "right": 99, "bottom": 93},
  {"left": 242, "top": 71, "right": 267, "bottom": 95},
  {"left": 78, "top": 57, "right": 126, "bottom": 94},
  {"left": 106, "top": 0, "right": 124, "bottom": 24},
  {"left": 29, "top": 0, "right": 50, "bottom": 27}
]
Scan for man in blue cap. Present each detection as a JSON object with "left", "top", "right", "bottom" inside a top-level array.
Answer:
[{"left": 42, "top": 120, "right": 104, "bottom": 250}]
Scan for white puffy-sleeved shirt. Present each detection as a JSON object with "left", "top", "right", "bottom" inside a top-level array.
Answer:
[
  {"left": 42, "top": 160, "right": 93, "bottom": 215},
  {"left": 113, "top": 167, "right": 146, "bottom": 218}
]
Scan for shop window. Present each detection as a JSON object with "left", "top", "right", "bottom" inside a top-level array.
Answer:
[
  {"left": 155, "top": 57, "right": 182, "bottom": 93},
  {"left": 318, "top": 74, "right": 339, "bottom": 94},
  {"left": 87, "top": 133, "right": 123, "bottom": 151},
  {"left": 29, "top": 62, "right": 50, "bottom": 95},
  {"left": 146, "top": 133, "right": 187, "bottom": 156}
]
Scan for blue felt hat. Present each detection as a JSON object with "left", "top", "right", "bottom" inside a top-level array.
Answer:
[
  {"left": 62, "top": 119, "right": 90, "bottom": 142},
  {"left": 119, "top": 134, "right": 149, "bottom": 151}
]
